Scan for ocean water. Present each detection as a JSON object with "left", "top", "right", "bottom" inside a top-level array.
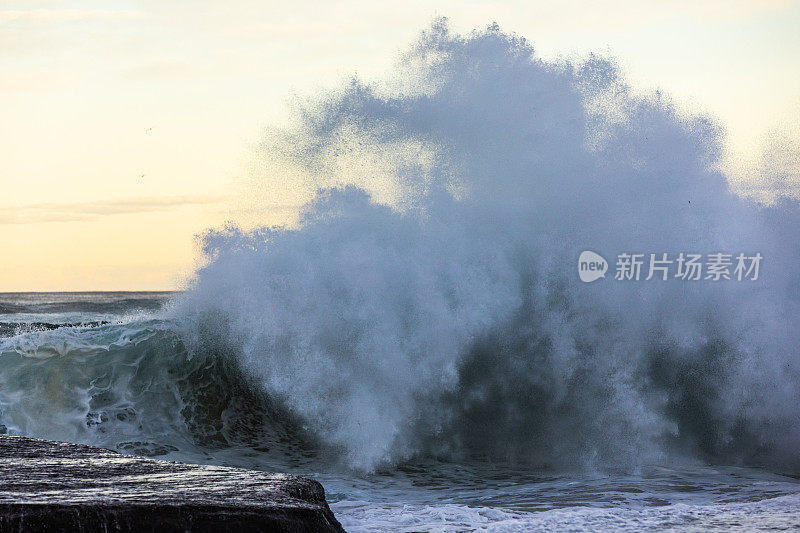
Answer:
[
  {"left": 3, "top": 21, "right": 800, "bottom": 531},
  {"left": 0, "top": 293, "right": 799, "bottom": 531}
]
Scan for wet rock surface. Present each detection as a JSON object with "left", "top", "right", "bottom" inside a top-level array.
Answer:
[{"left": 0, "top": 435, "right": 344, "bottom": 532}]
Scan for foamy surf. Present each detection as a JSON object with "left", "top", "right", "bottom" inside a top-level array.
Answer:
[{"left": 334, "top": 493, "right": 800, "bottom": 532}]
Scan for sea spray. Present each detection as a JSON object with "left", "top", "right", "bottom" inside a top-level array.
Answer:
[
  {"left": 172, "top": 21, "right": 800, "bottom": 472},
  {"left": 0, "top": 21, "right": 797, "bottom": 476}
]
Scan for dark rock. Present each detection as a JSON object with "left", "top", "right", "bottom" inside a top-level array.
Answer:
[{"left": 0, "top": 435, "right": 344, "bottom": 532}]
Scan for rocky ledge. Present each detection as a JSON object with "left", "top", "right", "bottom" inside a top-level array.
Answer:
[{"left": 0, "top": 435, "right": 344, "bottom": 532}]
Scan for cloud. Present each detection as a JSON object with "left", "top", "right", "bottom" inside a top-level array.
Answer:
[{"left": 0, "top": 195, "right": 227, "bottom": 225}]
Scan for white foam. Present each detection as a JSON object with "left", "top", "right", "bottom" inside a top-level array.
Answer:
[{"left": 334, "top": 493, "right": 800, "bottom": 532}]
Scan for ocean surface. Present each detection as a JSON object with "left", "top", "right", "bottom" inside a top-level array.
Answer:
[
  {"left": 5, "top": 22, "right": 800, "bottom": 532},
  {"left": 0, "top": 292, "right": 798, "bottom": 532}
]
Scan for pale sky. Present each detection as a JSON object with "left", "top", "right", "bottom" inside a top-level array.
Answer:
[{"left": 2, "top": 0, "right": 799, "bottom": 291}]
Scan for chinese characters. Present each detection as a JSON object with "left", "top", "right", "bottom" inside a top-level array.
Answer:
[{"left": 613, "top": 252, "right": 762, "bottom": 281}]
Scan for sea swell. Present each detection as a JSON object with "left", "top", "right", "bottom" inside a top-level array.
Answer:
[
  {"left": 0, "top": 21, "right": 799, "bottom": 479},
  {"left": 0, "top": 319, "right": 315, "bottom": 468}
]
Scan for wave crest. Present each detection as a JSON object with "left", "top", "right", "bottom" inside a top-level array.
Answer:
[{"left": 172, "top": 21, "right": 800, "bottom": 472}]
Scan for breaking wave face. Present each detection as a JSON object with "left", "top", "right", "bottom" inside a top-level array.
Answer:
[
  {"left": 0, "top": 319, "right": 316, "bottom": 467},
  {"left": 171, "top": 21, "right": 800, "bottom": 473}
]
